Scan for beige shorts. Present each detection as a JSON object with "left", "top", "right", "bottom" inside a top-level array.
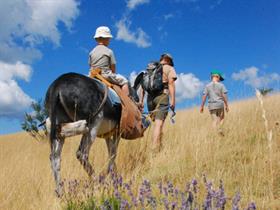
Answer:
[
  {"left": 101, "top": 69, "right": 128, "bottom": 86},
  {"left": 209, "top": 108, "right": 224, "bottom": 120}
]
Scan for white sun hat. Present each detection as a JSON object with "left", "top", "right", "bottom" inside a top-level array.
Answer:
[{"left": 94, "top": 26, "right": 113, "bottom": 39}]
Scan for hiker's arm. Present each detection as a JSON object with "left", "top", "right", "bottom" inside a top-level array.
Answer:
[
  {"left": 139, "top": 87, "right": 145, "bottom": 104},
  {"left": 222, "top": 93, "right": 229, "bottom": 112},
  {"left": 138, "top": 87, "right": 145, "bottom": 112},
  {"left": 200, "top": 95, "right": 207, "bottom": 113},
  {"left": 169, "top": 79, "right": 176, "bottom": 110},
  {"left": 110, "top": 64, "right": 116, "bottom": 73}
]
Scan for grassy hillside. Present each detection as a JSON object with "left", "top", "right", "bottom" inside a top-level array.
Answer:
[{"left": 0, "top": 94, "right": 279, "bottom": 209}]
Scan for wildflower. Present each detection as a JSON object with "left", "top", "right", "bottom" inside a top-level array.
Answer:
[
  {"left": 246, "top": 202, "right": 256, "bottom": 210},
  {"left": 162, "top": 197, "right": 169, "bottom": 210},
  {"left": 158, "top": 181, "right": 163, "bottom": 194},
  {"left": 215, "top": 180, "right": 226, "bottom": 209},
  {"left": 191, "top": 179, "right": 198, "bottom": 194},
  {"left": 232, "top": 192, "right": 241, "bottom": 210}
]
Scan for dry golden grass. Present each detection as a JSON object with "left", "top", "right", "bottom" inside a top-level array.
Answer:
[{"left": 0, "top": 94, "right": 279, "bottom": 210}]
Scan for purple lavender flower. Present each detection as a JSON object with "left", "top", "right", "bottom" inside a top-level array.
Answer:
[
  {"left": 232, "top": 192, "right": 241, "bottom": 210},
  {"left": 163, "top": 187, "right": 168, "bottom": 197},
  {"left": 192, "top": 179, "right": 198, "bottom": 194},
  {"left": 215, "top": 180, "right": 226, "bottom": 209},
  {"left": 187, "top": 191, "right": 194, "bottom": 205},
  {"left": 102, "top": 199, "right": 112, "bottom": 210},
  {"left": 120, "top": 199, "right": 130, "bottom": 210},
  {"left": 158, "top": 182, "right": 163, "bottom": 194},
  {"left": 114, "top": 189, "right": 121, "bottom": 201},
  {"left": 118, "top": 175, "right": 123, "bottom": 187},
  {"left": 171, "top": 201, "right": 178, "bottom": 210},
  {"left": 124, "top": 182, "right": 137, "bottom": 207},
  {"left": 163, "top": 198, "right": 169, "bottom": 210},
  {"left": 246, "top": 202, "right": 256, "bottom": 210},
  {"left": 175, "top": 188, "right": 179, "bottom": 199},
  {"left": 203, "top": 176, "right": 214, "bottom": 210},
  {"left": 168, "top": 181, "right": 174, "bottom": 196}
]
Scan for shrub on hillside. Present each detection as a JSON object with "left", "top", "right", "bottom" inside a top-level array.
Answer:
[{"left": 21, "top": 99, "right": 48, "bottom": 140}]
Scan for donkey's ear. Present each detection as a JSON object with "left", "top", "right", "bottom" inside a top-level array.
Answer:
[{"left": 133, "top": 72, "right": 144, "bottom": 89}]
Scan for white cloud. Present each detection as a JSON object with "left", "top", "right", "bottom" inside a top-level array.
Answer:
[
  {"left": 0, "top": 61, "right": 32, "bottom": 82},
  {"left": 176, "top": 73, "right": 204, "bottom": 102},
  {"left": 164, "top": 13, "right": 174, "bottom": 20},
  {"left": 0, "top": 0, "right": 80, "bottom": 63},
  {"left": 127, "top": 0, "right": 150, "bottom": 10},
  {"left": 116, "top": 18, "right": 151, "bottom": 48},
  {"left": 0, "top": 62, "right": 33, "bottom": 117},
  {"left": 129, "top": 71, "right": 138, "bottom": 85},
  {"left": 210, "top": 0, "right": 223, "bottom": 9},
  {"left": 0, "top": 0, "right": 80, "bottom": 118},
  {"left": 129, "top": 71, "right": 203, "bottom": 102},
  {"left": 232, "top": 66, "right": 280, "bottom": 88}
]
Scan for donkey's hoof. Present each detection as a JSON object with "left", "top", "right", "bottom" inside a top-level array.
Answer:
[{"left": 55, "top": 188, "right": 64, "bottom": 198}]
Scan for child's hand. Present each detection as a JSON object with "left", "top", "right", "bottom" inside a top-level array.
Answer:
[{"left": 200, "top": 106, "right": 204, "bottom": 113}]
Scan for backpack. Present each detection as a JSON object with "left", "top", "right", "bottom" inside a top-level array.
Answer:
[{"left": 141, "top": 62, "right": 164, "bottom": 95}]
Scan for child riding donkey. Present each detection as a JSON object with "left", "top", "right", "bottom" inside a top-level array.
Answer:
[
  {"left": 89, "top": 26, "right": 149, "bottom": 139},
  {"left": 89, "top": 26, "right": 129, "bottom": 95}
]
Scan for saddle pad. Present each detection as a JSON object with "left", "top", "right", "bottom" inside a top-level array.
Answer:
[
  {"left": 108, "top": 87, "right": 121, "bottom": 105},
  {"left": 92, "top": 77, "right": 121, "bottom": 105},
  {"left": 112, "top": 85, "right": 144, "bottom": 140}
]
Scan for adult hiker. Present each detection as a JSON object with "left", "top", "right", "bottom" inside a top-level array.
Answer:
[
  {"left": 200, "top": 70, "right": 229, "bottom": 135},
  {"left": 88, "top": 26, "right": 129, "bottom": 95},
  {"left": 139, "top": 53, "right": 177, "bottom": 152}
]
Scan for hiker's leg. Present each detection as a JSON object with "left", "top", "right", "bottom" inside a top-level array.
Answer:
[{"left": 153, "top": 119, "right": 164, "bottom": 151}]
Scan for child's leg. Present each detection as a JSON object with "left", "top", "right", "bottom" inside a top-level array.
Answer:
[
  {"left": 210, "top": 110, "right": 219, "bottom": 128},
  {"left": 218, "top": 108, "right": 225, "bottom": 126},
  {"left": 217, "top": 108, "right": 225, "bottom": 135},
  {"left": 101, "top": 70, "right": 129, "bottom": 95}
]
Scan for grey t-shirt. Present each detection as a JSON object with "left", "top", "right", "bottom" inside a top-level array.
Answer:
[
  {"left": 88, "top": 45, "right": 116, "bottom": 70},
  {"left": 203, "top": 81, "right": 227, "bottom": 110}
]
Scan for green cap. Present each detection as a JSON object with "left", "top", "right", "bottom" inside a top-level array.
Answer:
[{"left": 211, "top": 70, "right": 224, "bottom": 81}]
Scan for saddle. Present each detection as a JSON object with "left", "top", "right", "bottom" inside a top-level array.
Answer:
[{"left": 90, "top": 68, "right": 145, "bottom": 140}]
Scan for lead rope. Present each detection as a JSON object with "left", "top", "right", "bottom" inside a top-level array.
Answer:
[{"left": 144, "top": 95, "right": 176, "bottom": 124}]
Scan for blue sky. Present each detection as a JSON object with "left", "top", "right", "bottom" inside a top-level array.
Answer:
[{"left": 0, "top": 0, "right": 279, "bottom": 134}]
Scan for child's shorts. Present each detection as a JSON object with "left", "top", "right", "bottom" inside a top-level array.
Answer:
[
  {"left": 101, "top": 69, "right": 128, "bottom": 86},
  {"left": 209, "top": 108, "right": 224, "bottom": 120}
]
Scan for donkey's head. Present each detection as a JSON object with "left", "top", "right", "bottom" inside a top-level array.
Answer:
[{"left": 129, "top": 72, "right": 145, "bottom": 103}]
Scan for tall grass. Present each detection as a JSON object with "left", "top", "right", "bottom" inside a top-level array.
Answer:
[{"left": 0, "top": 94, "right": 279, "bottom": 209}]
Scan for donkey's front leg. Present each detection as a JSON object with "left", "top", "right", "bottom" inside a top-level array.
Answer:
[
  {"left": 105, "top": 132, "right": 120, "bottom": 174},
  {"left": 76, "top": 113, "right": 103, "bottom": 177},
  {"left": 50, "top": 137, "right": 65, "bottom": 197},
  {"left": 76, "top": 133, "right": 95, "bottom": 176}
]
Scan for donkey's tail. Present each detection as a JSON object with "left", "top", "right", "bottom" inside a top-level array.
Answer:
[{"left": 50, "top": 92, "right": 59, "bottom": 144}]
